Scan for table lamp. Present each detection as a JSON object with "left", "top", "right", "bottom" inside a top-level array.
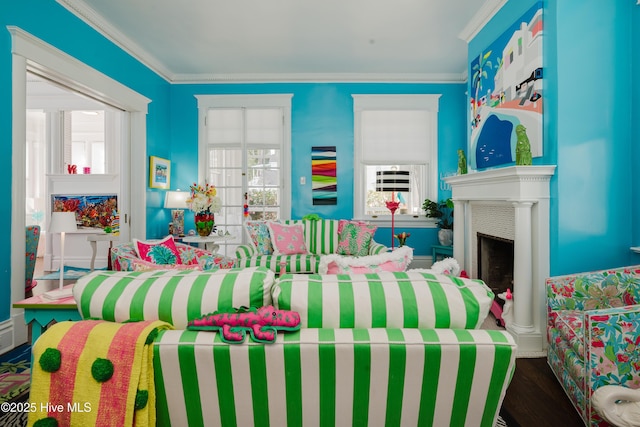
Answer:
[
  {"left": 376, "top": 169, "right": 410, "bottom": 249},
  {"left": 164, "top": 190, "right": 190, "bottom": 237},
  {"left": 45, "top": 211, "right": 77, "bottom": 300}
]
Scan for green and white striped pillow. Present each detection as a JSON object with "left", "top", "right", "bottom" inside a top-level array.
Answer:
[
  {"left": 285, "top": 219, "right": 340, "bottom": 255},
  {"left": 72, "top": 267, "right": 275, "bottom": 329},
  {"left": 272, "top": 271, "right": 494, "bottom": 329}
]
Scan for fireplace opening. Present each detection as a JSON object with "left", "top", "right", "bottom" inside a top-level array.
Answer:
[{"left": 477, "top": 233, "right": 514, "bottom": 304}]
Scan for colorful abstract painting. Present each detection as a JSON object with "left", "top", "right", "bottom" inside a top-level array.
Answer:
[
  {"left": 469, "top": 2, "right": 543, "bottom": 169},
  {"left": 52, "top": 194, "right": 118, "bottom": 229},
  {"left": 311, "top": 146, "right": 337, "bottom": 205}
]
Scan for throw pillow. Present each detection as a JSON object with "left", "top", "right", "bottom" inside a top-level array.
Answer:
[
  {"left": 178, "top": 245, "right": 201, "bottom": 266},
  {"left": 267, "top": 222, "right": 309, "bottom": 255},
  {"left": 336, "top": 220, "right": 377, "bottom": 256},
  {"left": 133, "top": 235, "right": 182, "bottom": 265},
  {"left": 245, "top": 221, "right": 275, "bottom": 255},
  {"left": 319, "top": 245, "right": 413, "bottom": 274}
]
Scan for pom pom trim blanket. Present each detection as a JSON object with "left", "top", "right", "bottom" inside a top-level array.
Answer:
[{"left": 28, "top": 319, "right": 172, "bottom": 427}]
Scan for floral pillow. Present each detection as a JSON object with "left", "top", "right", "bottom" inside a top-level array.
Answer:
[
  {"left": 267, "top": 222, "right": 309, "bottom": 255},
  {"left": 245, "top": 221, "right": 275, "bottom": 255},
  {"left": 178, "top": 246, "right": 201, "bottom": 266},
  {"left": 133, "top": 235, "right": 182, "bottom": 265},
  {"left": 336, "top": 220, "right": 377, "bottom": 256}
]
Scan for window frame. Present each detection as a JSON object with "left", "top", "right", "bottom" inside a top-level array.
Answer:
[
  {"left": 195, "top": 94, "right": 293, "bottom": 223},
  {"left": 352, "top": 94, "right": 441, "bottom": 227}
]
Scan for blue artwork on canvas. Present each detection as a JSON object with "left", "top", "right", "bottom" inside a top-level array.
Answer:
[{"left": 469, "top": 2, "right": 543, "bottom": 169}]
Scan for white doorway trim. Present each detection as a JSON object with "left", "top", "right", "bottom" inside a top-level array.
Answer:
[{"left": 8, "top": 26, "right": 150, "bottom": 345}]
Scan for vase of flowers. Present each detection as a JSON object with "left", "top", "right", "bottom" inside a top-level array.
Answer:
[
  {"left": 187, "top": 182, "right": 222, "bottom": 237},
  {"left": 394, "top": 231, "right": 410, "bottom": 247}
]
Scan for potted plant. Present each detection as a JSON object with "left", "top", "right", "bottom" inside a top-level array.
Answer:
[{"left": 423, "top": 198, "right": 454, "bottom": 246}]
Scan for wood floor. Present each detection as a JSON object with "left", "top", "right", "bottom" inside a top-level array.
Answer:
[{"left": 501, "top": 357, "right": 584, "bottom": 427}]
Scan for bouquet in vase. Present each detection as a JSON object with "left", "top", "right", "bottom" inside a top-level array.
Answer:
[{"left": 187, "top": 183, "right": 222, "bottom": 236}]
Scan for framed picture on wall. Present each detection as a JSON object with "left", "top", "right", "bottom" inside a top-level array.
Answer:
[{"left": 149, "top": 156, "right": 170, "bottom": 189}]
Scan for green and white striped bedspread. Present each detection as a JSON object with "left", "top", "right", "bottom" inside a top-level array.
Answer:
[
  {"left": 72, "top": 267, "right": 274, "bottom": 329},
  {"left": 153, "top": 328, "right": 516, "bottom": 427},
  {"left": 273, "top": 271, "right": 495, "bottom": 330}
]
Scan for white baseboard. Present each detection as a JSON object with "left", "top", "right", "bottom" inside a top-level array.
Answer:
[
  {"left": 12, "top": 313, "right": 27, "bottom": 347},
  {"left": 0, "top": 319, "right": 14, "bottom": 355}
]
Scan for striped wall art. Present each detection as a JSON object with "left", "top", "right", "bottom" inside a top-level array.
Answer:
[{"left": 311, "top": 146, "right": 337, "bottom": 205}]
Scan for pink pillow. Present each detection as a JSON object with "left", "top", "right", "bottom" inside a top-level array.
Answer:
[
  {"left": 267, "top": 222, "right": 309, "bottom": 255},
  {"left": 132, "top": 235, "right": 182, "bottom": 265},
  {"left": 336, "top": 220, "right": 377, "bottom": 256}
]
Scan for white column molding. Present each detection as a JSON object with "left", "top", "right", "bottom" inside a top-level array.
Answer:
[
  {"left": 452, "top": 199, "right": 467, "bottom": 269},
  {"left": 510, "top": 200, "right": 535, "bottom": 333}
]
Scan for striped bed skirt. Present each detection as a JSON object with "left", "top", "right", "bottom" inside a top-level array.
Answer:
[{"left": 153, "top": 328, "right": 516, "bottom": 427}]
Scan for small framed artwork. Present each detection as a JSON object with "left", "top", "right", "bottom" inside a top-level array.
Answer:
[{"left": 149, "top": 156, "right": 170, "bottom": 189}]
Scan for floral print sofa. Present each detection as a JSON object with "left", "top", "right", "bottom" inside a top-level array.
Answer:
[
  {"left": 111, "top": 241, "right": 235, "bottom": 271},
  {"left": 546, "top": 265, "right": 640, "bottom": 426}
]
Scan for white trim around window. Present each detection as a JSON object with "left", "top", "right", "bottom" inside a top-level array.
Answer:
[
  {"left": 353, "top": 94, "right": 441, "bottom": 228},
  {"left": 194, "top": 94, "right": 293, "bottom": 218}
]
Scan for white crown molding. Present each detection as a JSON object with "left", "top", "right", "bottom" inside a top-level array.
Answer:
[
  {"left": 56, "top": 0, "right": 175, "bottom": 82},
  {"left": 171, "top": 72, "right": 468, "bottom": 84},
  {"left": 458, "top": 0, "right": 508, "bottom": 43},
  {"left": 55, "top": 0, "right": 470, "bottom": 85}
]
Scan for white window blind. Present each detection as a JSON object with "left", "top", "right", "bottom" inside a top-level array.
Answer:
[
  {"left": 360, "top": 110, "right": 430, "bottom": 164},
  {"left": 353, "top": 94, "right": 440, "bottom": 224}
]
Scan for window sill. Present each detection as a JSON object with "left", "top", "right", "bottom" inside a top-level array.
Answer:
[{"left": 355, "top": 217, "right": 438, "bottom": 229}]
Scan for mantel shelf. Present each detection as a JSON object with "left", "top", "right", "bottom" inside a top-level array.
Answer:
[{"left": 46, "top": 173, "right": 118, "bottom": 182}]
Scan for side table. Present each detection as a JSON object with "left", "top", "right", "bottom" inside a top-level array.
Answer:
[
  {"left": 182, "top": 234, "right": 234, "bottom": 254},
  {"left": 13, "top": 285, "right": 81, "bottom": 345},
  {"left": 432, "top": 244, "right": 454, "bottom": 263},
  {"left": 87, "top": 232, "right": 120, "bottom": 270}
]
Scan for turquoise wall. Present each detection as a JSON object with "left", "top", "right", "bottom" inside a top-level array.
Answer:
[
  {"left": 633, "top": 6, "right": 640, "bottom": 255},
  {"left": 470, "top": 0, "right": 639, "bottom": 275},
  {"left": 167, "top": 82, "right": 467, "bottom": 250},
  {"left": 6, "top": 0, "right": 638, "bottom": 326},
  {"left": 0, "top": 1, "right": 171, "bottom": 321}
]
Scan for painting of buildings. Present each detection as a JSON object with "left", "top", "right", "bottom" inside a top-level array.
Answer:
[{"left": 469, "top": 2, "right": 543, "bottom": 169}]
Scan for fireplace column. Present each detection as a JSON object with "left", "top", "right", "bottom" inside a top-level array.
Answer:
[
  {"left": 511, "top": 201, "right": 535, "bottom": 333},
  {"left": 452, "top": 199, "right": 466, "bottom": 268}
]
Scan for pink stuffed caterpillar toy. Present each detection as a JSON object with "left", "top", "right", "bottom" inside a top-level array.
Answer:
[{"left": 187, "top": 305, "right": 300, "bottom": 344}]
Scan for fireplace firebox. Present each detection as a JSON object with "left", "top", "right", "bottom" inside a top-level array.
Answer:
[
  {"left": 477, "top": 233, "right": 514, "bottom": 326},
  {"left": 477, "top": 233, "right": 514, "bottom": 296}
]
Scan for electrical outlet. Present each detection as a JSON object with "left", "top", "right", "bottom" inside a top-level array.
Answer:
[{"left": 300, "top": 176, "right": 306, "bottom": 185}]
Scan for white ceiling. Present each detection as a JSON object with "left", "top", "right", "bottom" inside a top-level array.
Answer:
[{"left": 57, "top": 0, "right": 506, "bottom": 83}]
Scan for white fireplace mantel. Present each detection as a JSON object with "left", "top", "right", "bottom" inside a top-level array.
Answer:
[
  {"left": 445, "top": 165, "right": 556, "bottom": 353},
  {"left": 444, "top": 165, "right": 556, "bottom": 201}
]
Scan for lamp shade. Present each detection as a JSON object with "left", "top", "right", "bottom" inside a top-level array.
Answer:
[
  {"left": 49, "top": 211, "right": 77, "bottom": 233},
  {"left": 376, "top": 170, "right": 411, "bottom": 192},
  {"left": 164, "top": 190, "right": 190, "bottom": 209}
]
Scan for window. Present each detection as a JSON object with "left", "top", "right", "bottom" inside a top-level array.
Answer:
[
  {"left": 66, "top": 110, "right": 106, "bottom": 174},
  {"left": 196, "top": 95, "right": 292, "bottom": 254},
  {"left": 353, "top": 94, "right": 440, "bottom": 225}
]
